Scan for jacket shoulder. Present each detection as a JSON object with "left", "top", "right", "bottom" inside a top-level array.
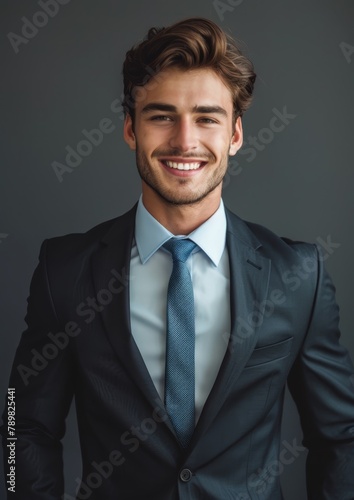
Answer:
[
  {"left": 43, "top": 204, "right": 136, "bottom": 259},
  {"left": 225, "top": 208, "right": 317, "bottom": 262},
  {"left": 250, "top": 220, "right": 316, "bottom": 256}
]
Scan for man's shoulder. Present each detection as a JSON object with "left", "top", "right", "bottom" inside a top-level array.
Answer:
[
  {"left": 43, "top": 204, "right": 137, "bottom": 261},
  {"left": 225, "top": 207, "right": 317, "bottom": 262}
]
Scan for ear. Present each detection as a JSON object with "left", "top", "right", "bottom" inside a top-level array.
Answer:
[
  {"left": 229, "top": 116, "right": 243, "bottom": 156},
  {"left": 123, "top": 114, "right": 136, "bottom": 150}
]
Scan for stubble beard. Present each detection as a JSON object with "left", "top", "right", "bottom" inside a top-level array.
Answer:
[{"left": 135, "top": 146, "right": 229, "bottom": 206}]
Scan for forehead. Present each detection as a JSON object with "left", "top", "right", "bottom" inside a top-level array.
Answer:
[{"left": 135, "top": 67, "right": 233, "bottom": 112}]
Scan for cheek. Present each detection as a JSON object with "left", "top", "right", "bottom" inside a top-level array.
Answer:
[
  {"left": 140, "top": 129, "right": 169, "bottom": 149},
  {"left": 206, "top": 135, "right": 231, "bottom": 156}
]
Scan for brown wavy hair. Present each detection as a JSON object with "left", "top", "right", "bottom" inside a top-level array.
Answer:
[{"left": 122, "top": 17, "right": 256, "bottom": 124}]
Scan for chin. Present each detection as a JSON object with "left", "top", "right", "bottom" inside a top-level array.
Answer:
[{"left": 155, "top": 186, "right": 219, "bottom": 206}]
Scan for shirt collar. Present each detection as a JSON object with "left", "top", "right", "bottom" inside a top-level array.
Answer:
[{"left": 135, "top": 195, "right": 227, "bottom": 266}]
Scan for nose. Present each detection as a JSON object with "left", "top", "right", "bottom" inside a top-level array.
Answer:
[{"left": 168, "top": 118, "right": 199, "bottom": 152}]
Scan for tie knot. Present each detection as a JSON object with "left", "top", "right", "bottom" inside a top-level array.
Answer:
[{"left": 163, "top": 238, "right": 197, "bottom": 263}]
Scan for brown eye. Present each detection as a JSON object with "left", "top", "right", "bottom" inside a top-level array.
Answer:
[
  {"left": 198, "top": 118, "right": 217, "bottom": 124},
  {"left": 150, "top": 115, "right": 172, "bottom": 121}
]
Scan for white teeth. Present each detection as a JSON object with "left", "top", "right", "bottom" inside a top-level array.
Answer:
[{"left": 164, "top": 161, "right": 202, "bottom": 170}]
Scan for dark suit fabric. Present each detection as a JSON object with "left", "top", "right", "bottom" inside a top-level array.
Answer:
[{"left": 2, "top": 205, "right": 354, "bottom": 500}]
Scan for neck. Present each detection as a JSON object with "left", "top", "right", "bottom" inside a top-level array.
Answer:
[{"left": 142, "top": 188, "right": 222, "bottom": 235}]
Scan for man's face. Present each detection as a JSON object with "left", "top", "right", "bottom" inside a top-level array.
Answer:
[{"left": 124, "top": 67, "right": 243, "bottom": 207}]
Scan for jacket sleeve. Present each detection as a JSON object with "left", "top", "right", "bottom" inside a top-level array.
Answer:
[
  {"left": 287, "top": 244, "right": 354, "bottom": 500},
  {"left": 1, "top": 239, "right": 75, "bottom": 500}
]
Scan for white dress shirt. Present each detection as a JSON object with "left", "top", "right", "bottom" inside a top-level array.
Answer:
[{"left": 129, "top": 196, "right": 231, "bottom": 422}]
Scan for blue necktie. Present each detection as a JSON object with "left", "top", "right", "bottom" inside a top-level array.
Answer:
[{"left": 163, "top": 238, "right": 197, "bottom": 448}]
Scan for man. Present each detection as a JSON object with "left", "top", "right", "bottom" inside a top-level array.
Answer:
[{"left": 2, "top": 17, "right": 354, "bottom": 500}]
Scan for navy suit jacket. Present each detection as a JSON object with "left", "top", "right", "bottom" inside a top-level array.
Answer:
[{"left": 2, "top": 204, "right": 354, "bottom": 499}]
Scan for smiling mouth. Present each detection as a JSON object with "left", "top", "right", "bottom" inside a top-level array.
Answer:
[{"left": 161, "top": 160, "right": 206, "bottom": 171}]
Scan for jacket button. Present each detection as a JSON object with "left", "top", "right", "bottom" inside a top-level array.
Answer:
[{"left": 180, "top": 468, "right": 192, "bottom": 482}]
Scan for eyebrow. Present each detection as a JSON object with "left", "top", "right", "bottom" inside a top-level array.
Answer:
[{"left": 141, "top": 103, "right": 228, "bottom": 117}]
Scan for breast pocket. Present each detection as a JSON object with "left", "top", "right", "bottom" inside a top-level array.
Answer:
[{"left": 244, "top": 337, "right": 294, "bottom": 368}]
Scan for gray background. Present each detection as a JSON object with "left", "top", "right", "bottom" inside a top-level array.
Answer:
[{"left": 1, "top": 0, "right": 353, "bottom": 498}]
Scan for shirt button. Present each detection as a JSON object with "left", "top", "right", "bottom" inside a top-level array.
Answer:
[{"left": 180, "top": 468, "right": 193, "bottom": 482}]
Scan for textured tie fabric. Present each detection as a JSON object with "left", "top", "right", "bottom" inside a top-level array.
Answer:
[{"left": 163, "top": 237, "right": 197, "bottom": 448}]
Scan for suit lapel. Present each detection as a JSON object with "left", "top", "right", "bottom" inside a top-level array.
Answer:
[
  {"left": 90, "top": 204, "right": 271, "bottom": 448},
  {"left": 90, "top": 205, "right": 172, "bottom": 429},
  {"left": 189, "top": 209, "right": 271, "bottom": 447}
]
